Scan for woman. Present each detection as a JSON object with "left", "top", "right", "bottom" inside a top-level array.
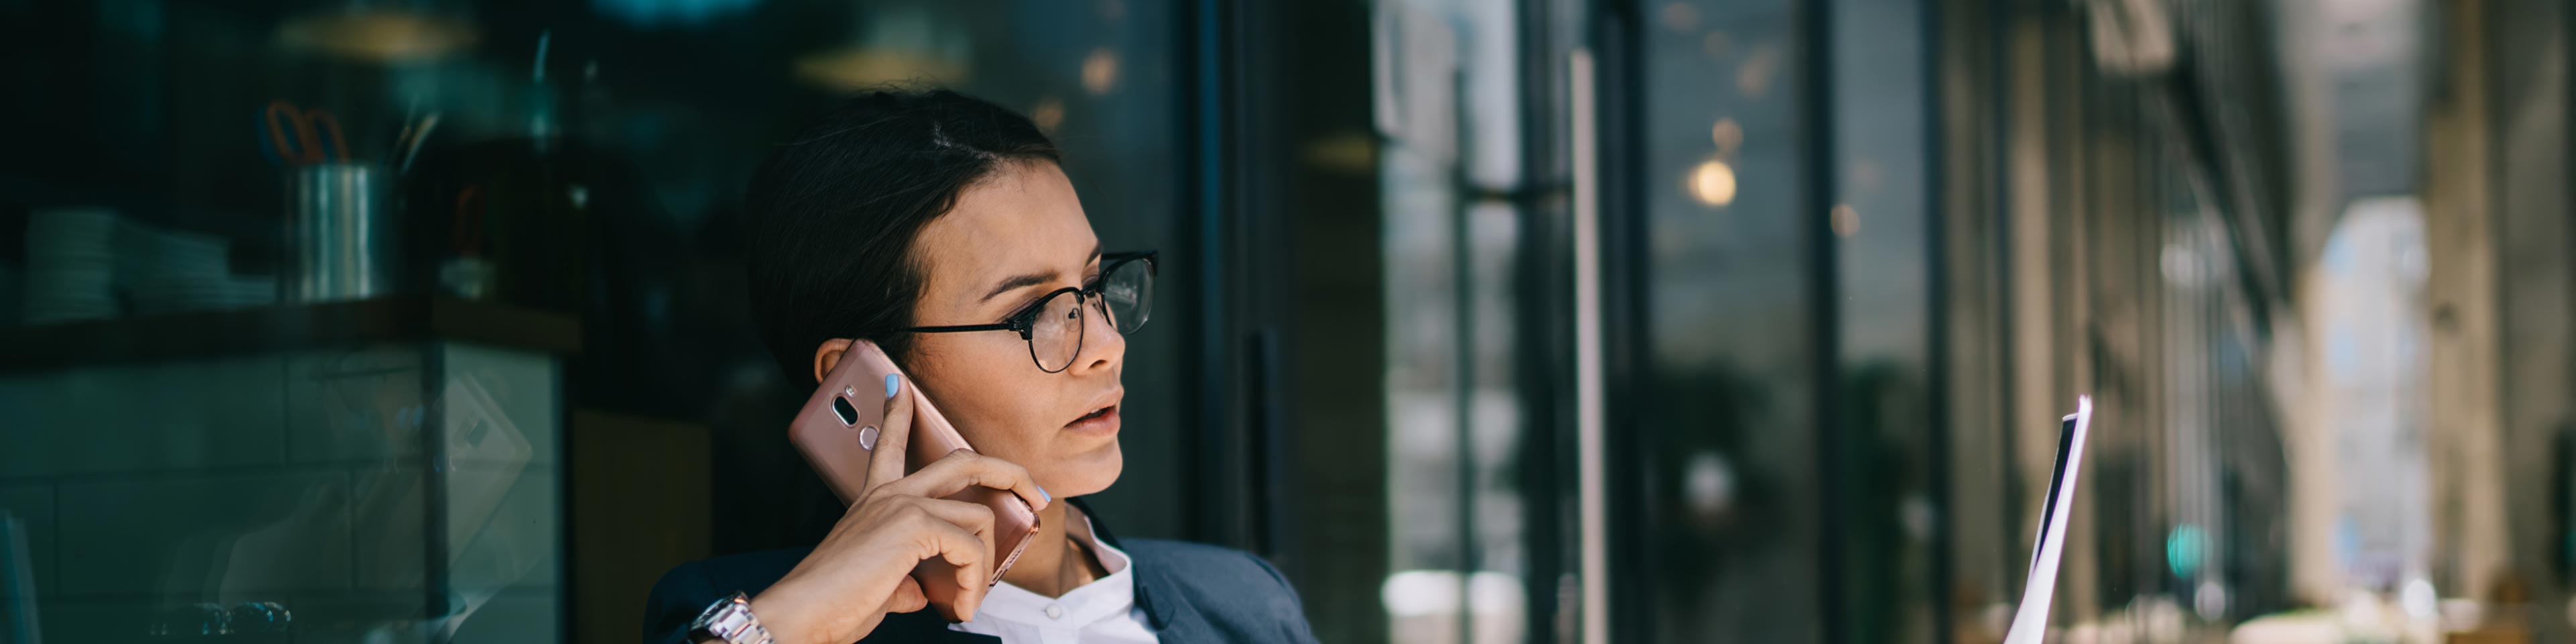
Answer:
[{"left": 644, "top": 90, "right": 1318, "bottom": 643}]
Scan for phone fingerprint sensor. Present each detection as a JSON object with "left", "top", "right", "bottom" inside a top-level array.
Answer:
[{"left": 832, "top": 396, "right": 860, "bottom": 425}]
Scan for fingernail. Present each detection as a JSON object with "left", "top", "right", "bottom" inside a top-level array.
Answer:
[
  {"left": 884, "top": 373, "right": 901, "bottom": 399},
  {"left": 1038, "top": 485, "right": 1052, "bottom": 502}
]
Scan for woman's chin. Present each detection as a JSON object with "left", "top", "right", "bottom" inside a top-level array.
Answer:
[{"left": 1046, "top": 441, "right": 1124, "bottom": 498}]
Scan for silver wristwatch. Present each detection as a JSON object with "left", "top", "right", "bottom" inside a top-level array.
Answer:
[{"left": 690, "top": 592, "right": 776, "bottom": 644}]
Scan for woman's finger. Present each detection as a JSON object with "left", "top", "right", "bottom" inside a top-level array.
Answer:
[
  {"left": 910, "top": 496, "right": 999, "bottom": 551},
  {"left": 910, "top": 508, "right": 994, "bottom": 619},
  {"left": 861, "top": 372, "right": 915, "bottom": 493},
  {"left": 881, "top": 575, "right": 928, "bottom": 615},
  {"left": 914, "top": 498, "right": 999, "bottom": 618},
  {"left": 885, "top": 449, "right": 1051, "bottom": 512}
]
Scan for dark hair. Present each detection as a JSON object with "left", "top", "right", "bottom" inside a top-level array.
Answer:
[{"left": 742, "top": 89, "right": 1061, "bottom": 382}]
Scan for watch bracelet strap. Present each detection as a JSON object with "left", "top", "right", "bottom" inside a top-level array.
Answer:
[{"left": 698, "top": 592, "right": 777, "bottom": 644}]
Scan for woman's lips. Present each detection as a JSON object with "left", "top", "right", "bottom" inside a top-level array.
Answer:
[{"left": 1064, "top": 405, "right": 1121, "bottom": 436}]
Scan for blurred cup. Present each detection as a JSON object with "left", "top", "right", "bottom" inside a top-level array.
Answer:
[{"left": 286, "top": 162, "right": 399, "bottom": 302}]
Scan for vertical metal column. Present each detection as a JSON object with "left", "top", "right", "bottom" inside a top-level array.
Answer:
[{"left": 1798, "top": 0, "right": 1849, "bottom": 637}]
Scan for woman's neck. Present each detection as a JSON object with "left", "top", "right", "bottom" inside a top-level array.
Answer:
[{"left": 996, "top": 498, "right": 1104, "bottom": 598}]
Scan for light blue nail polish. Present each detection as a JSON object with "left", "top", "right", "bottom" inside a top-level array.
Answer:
[
  {"left": 1039, "top": 486, "right": 1052, "bottom": 502},
  {"left": 884, "top": 373, "right": 901, "bottom": 399}
]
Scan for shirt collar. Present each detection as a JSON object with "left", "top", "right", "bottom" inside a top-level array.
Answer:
[
  {"left": 1065, "top": 497, "right": 1174, "bottom": 629},
  {"left": 967, "top": 513, "right": 1136, "bottom": 627}
]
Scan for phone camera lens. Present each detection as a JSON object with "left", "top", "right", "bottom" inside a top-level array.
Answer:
[{"left": 832, "top": 396, "right": 859, "bottom": 425}]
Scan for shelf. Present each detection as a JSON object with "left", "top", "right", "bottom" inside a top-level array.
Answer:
[{"left": 0, "top": 297, "right": 580, "bottom": 374}]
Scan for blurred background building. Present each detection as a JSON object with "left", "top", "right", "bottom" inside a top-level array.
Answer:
[{"left": 0, "top": 0, "right": 2570, "bottom": 643}]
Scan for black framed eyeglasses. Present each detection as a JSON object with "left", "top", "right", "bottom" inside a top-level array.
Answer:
[{"left": 902, "top": 251, "right": 1157, "bottom": 373}]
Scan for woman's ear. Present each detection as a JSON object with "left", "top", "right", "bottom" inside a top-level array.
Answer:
[{"left": 811, "top": 337, "right": 856, "bottom": 384}]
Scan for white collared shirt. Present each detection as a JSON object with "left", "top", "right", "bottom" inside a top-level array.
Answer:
[{"left": 947, "top": 515, "right": 1159, "bottom": 644}]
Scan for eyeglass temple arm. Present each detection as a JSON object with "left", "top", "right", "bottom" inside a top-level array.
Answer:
[{"left": 904, "top": 323, "right": 1018, "bottom": 333}]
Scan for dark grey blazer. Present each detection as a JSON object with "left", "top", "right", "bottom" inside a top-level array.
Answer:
[{"left": 643, "top": 498, "right": 1319, "bottom": 643}]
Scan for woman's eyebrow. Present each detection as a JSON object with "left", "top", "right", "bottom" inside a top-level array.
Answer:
[{"left": 978, "top": 244, "right": 1104, "bottom": 303}]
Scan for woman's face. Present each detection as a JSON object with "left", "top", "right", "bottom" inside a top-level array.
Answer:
[{"left": 899, "top": 161, "right": 1126, "bottom": 497}]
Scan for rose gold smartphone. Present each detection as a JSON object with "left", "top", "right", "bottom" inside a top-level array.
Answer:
[{"left": 788, "top": 339, "right": 1040, "bottom": 622}]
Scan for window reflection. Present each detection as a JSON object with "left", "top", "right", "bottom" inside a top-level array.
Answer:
[
  {"left": 1376, "top": 1, "right": 1537, "bottom": 641},
  {"left": 0, "top": 1, "right": 1185, "bottom": 642},
  {"left": 1636, "top": 0, "right": 1825, "bottom": 640}
]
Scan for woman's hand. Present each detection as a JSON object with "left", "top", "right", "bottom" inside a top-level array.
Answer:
[{"left": 747, "top": 374, "right": 1052, "bottom": 644}]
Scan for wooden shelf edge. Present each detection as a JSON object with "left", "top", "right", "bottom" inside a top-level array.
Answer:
[{"left": 0, "top": 297, "right": 580, "bottom": 374}]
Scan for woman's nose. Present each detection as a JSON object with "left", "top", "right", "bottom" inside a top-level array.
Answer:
[{"left": 1070, "top": 293, "right": 1126, "bottom": 374}]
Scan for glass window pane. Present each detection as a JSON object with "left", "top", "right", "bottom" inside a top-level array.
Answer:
[
  {"left": 1829, "top": 0, "right": 1938, "bottom": 641},
  {"left": 1636, "top": 1, "right": 1823, "bottom": 641}
]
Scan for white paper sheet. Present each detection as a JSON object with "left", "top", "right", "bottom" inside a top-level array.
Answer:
[{"left": 2002, "top": 396, "right": 2092, "bottom": 644}]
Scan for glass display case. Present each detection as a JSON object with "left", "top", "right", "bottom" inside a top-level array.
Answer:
[{"left": 0, "top": 300, "right": 573, "bottom": 643}]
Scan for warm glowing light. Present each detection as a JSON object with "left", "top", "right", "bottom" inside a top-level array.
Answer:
[
  {"left": 794, "top": 48, "right": 970, "bottom": 91},
  {"left": 1737, "top": 44, "right": 1780, "bottom": 97},
  {"left": 1082, "top": 48, "right": 1121, "bottom": 95},
  {"left": 1301, "top": 131, "right": 1378, "bottom": 174},
  {"left": 1031, "top": 97, "right": 1067, "bottom": 133},
  {"left": 1688, "top": 160, "right": 1737, "bottom": 207},
  {"left": 1711, "top": 118, "right": 1742, "bottom": 156},
  {"left": 1659, "top": 2, "right": 1700, "bottom": 33},
  {"left": 276, "top": 9, "right": 478, "bottom": 62},
  {"left": 1831, "top": 204, "right": 1860, "bottom": 237}
]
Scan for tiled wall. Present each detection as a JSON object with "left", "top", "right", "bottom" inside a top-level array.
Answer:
[{"left": 0, "top": 342, "right": 562, "bottom": 643}]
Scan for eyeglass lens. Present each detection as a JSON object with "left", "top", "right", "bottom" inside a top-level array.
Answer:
[{"left": 1029, "top": 258, "right": 1153, "bottom": 372}]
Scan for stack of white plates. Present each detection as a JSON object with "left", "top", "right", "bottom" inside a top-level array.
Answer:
[
  {"left": 22, "top": 207, "right": 121, "bottom": 325},
  {"left": 0, "top": 262, "right": 19, "bottom": 325},
  {"left": 123, "top": 225, "right": 252, "bottom": 317},
  {"left": 227, "top": 275, "right": 280, "bottom": 309}
]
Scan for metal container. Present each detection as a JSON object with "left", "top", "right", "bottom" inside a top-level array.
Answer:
[{"left": 286, "top": 162, "right": 398, "bottom": 301}]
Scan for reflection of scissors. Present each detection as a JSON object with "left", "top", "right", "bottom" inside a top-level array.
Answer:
[{"left": 262, "top": 101, "right": 349, "bottom": 165}]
